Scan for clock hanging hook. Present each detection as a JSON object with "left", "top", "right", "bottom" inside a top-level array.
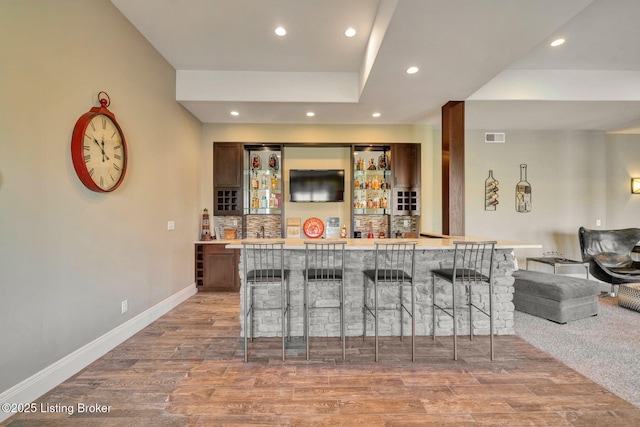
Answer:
[{"left": 97, "top": 91, "right": 111, "bottom": 108}]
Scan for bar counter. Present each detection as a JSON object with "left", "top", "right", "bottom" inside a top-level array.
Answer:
[
  {"left": 221, "top": 236, "right": 540, "bottom": 251},
  {"left": 213, "top": 237, "right": 541, "bottom": 339}
]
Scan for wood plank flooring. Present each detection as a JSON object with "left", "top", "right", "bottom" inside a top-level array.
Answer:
[{"left": 3, "top": 292, "right": 640, "bottom": 426}]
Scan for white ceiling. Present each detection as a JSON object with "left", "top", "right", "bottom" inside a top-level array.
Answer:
[{"left": 111, "top": 0, "right": 640, "bottom": 132}]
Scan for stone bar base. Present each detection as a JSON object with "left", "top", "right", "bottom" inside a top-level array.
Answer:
[{"left": 239, "top": 247, "right": 516, "bottom": 338}]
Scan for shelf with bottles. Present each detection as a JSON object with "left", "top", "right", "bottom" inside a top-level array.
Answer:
[
  {"left": 247, "top": 189, "right": 282, "bottom": 214},
  {"left": 353, "top": 149, "right": 390, "bottom": 172},
  {"left": 245, "top": 148, "right": 282, "bottom": 215},
  {"left": 353, "top": 169, "right": 391, "bottom": 187},
  {"left": 353, "top": 169, "right": 391, "bottom": 215},
  {"left": 353, "top": 188, "right": 390, "bottom": 215}
]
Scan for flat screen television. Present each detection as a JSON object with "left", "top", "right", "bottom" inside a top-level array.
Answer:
[{"left": 289, "top": 169, "right": 345, "bottom": 202}]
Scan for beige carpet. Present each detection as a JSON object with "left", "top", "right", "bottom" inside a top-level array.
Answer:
[{"left": 515, "top": 296, "right": 640, "bottom": 407}]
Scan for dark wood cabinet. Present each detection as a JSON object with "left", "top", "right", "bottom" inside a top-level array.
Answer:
[
  {"left": 195, "top": 244, "right": 240, "bottom": 292},
  {"left": 392, "top": 143, "right": 420, "bottom": 188},
  {"left": 214, "top": 143, "right": 243, "bottom": 187},
  {"left": 214, "top": 143, "right": 243, "bottom": 215}
]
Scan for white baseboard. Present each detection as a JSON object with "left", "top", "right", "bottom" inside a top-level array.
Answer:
[{"left": 0, "top": 283, "right": 197, "bottom": 423}]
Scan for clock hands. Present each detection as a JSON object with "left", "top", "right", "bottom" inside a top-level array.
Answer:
[{"left": 92, "top": 137, "right": 110, "bottom": 162}]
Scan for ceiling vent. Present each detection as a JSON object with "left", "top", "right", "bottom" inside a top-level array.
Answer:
[{"left": 485, "top": 132, "right": 505, "bottom": 143}]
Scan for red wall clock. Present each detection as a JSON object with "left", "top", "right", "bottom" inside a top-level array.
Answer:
[{"left": 71, "top": 92, "right": 128, "bottom": 192}]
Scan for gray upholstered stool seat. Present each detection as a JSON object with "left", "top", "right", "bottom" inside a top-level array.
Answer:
[{"left": 513, "top": 270, "right": 600, "bottom": 323}]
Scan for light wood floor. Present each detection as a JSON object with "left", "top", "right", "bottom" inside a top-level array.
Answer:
[{"left": 3, "top": 292, "right": 640, "bottom": 426}]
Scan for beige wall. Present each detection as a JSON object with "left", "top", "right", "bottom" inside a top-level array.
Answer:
[
  {"left": 463, "top": 129, "right": 608, "bottom": 264},
  {"left": 0, "top": 0, "right": 202, "bottom": 393},
  {"left": 606, "top": 134, "right": 640, "bottom": 227},
  {"left": 201, "top": 123, "right": 440, "bottom": 232},
  {"left": 283, "top": 146, "right": 352, "bottom": 228}
]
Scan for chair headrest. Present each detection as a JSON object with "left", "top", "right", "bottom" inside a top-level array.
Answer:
[{"left": 578, "top": 227, "right": 640, "bottom": 262}]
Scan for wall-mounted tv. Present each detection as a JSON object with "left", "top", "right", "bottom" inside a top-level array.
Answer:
[{"left": 289, "top": 169, "right": 345, "bottom": 202}]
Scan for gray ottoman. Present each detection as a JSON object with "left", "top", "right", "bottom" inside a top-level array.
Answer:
[{"left": 513, "top": 270, "right": 600, "bottom": 323}]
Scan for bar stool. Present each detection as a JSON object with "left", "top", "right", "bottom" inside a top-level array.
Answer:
[
  {"left": 363, "top": 241, "right": 417, "bottom": 362},
  {"left": 242, "top": 241, "right": 290, "bottom": 362},
  {"left": 432, "top": 241, "right": 496, "bottom": 361},
  {"left": 303, "top": 241, "right": 346, "bottom": 360}
]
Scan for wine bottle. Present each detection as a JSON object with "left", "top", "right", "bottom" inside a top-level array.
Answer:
[{"left": 515, "top": 164, "right": 531, "bottom": 213}]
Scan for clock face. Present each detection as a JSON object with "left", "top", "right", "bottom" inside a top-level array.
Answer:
[{"left": 81, "top": 114, "right": 125, "bottom": 191}]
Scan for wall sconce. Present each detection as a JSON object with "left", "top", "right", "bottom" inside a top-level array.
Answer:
[{"left": 632, "top": 178, "right": 640, "bottom": 194}]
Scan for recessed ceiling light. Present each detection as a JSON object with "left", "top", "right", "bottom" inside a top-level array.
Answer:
[
  {"left": 230, "top": 111, "right": 239, "bottom": 116},
  {"left": 306, "top": 112, "right": 315, "bottom": 117},
  {"left": 372, "top": 112, "right": 381, "bottom": 118},
  {"left": 275, "top": 26, "right": 287, "bottom": 37},
  {"left": 550, "top": 38, "right": 565, "bottom": 47},
  {"left": 344, "top": 27, "right": 356, "bottom": 37},
  {"left": 406, "top": 66, "right": 419, "bottom": 74}
]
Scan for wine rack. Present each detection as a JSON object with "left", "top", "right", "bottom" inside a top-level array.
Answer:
[
  {"left": 215, "top": 189, "right": 240, "bottom": 214},
  {"left": 393, "top": 188, "right": 419, "bottom": 215},
  {"left": 485, "top": 170, "right": 499, "bottom": 211},
  {"left": 195, "top": 244, "right": 205, "bottom": 288}
]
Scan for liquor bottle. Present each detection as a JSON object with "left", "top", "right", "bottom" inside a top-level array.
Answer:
[
  {"left": 271, "top": 175, "right": 278, "bottom": 190},
  {"left": 515, "top": 164, "right": 531, "bottom": 213},
  {"left": 367, "top": 221, "right": 375, "bottom": 238}
]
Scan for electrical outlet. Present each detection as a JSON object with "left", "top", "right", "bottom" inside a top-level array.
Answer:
[
  {"left": 167, "top": 220, "right": 175, "bottom": 231},
  {"left": 233, "top": 219, "right": 238, "bottom": 226},
  {"left": 596, "top": 219, "right": 602, "bottom": 227},
  {"left": 355, "top": 219, "right": 361, "bottom": 227},
  {"left": 121, "top": 299, "right": 128, "bottom": 314},
  {"left": 403, "top": 219, "right": 409, "bottom": 227}
]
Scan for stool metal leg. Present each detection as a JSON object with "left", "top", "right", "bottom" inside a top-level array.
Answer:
[
  {"left": 400, "top": 285, "right": 404, "bottom": 341},
  {"left": 374, "top": 277, "right": 379, "bottom": 363},
  {"left": 305, "top": 278, "right": 310, "bottom": 361},
  {"left": 411, "top": 280, "right": 415, "bottom": 362},
  {"left": 244, "top": 281, "right": 249, "bottom": 363},
  {"left": 469, "top": 285, "right": 474, "bottom": 342},
  {"left": 363, "top": 276, "right": 367, "bottom": 341},
  {"left": 287, "top": 277, "right": 291, "bottom": 342},
  {"left": 432, "top": 276, "right": 436, "bottom": 341},
  {"left": 452, "top": 278, "right": 458, "bottom": 361},
  {"left": 281, "top": 277, "right": 285, "bottom": 362},
  {"left": 250, "top": 286, "right": 254, "bottom": 343},
  {"left": 341, "top": 281, "right": 345, "bottom": 361},
  {"left": 489, "top": 283, "right": 494, "bottom": 360}
]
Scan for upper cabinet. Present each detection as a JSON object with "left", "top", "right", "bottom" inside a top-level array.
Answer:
[
  {"left": 392, "top": 143, "right": 421, "bottom": 189},
  {"left": 214, "top": 143, "right": 243, "bottom": 188},
  {"left": 214, "top": 143, "right": 243, "bottom": 216},
  {"left": 391, "top": 143, "right": 421, "bottom": 216}
]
